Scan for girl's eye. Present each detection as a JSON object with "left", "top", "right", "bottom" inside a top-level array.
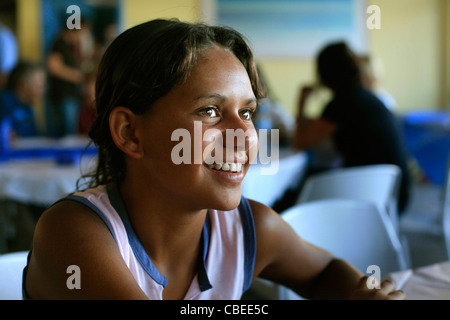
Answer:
[
  {"left": 240, "top": 109, "right": 255, "bottom": 121},
  {"left": 198, "top": 107, "right": 219, "bottom": 118}
]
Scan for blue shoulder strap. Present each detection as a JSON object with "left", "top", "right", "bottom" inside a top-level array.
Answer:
[
  {"left": 65, "top": 194, "right": 119, "bottom": 244},
  {"left": 238, "top": 196, "right": 257, "bottom": 294}
]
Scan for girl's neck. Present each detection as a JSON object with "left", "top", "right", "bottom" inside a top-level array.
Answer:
[{"left": 118, "top": 177, "right": 207, "bottom": 268}]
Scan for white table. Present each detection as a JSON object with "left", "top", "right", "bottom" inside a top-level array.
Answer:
[
  {"left": 386, "top": 260, "right": 450, "bottom": 300},
  {"left": 0, "top": 156, "right": 96, "bottom": 253},
  {"left": 10, "top": 135, "right": 94, "bottom": 151},
  {"left": 0, "top": 135, "right": 96, "bottom": 205},
  {"left": 242, "top": 150, "right": 308, "bottom": 207},
  {"left": 0, "top": 156, "right": 96, "bottom": 206}
]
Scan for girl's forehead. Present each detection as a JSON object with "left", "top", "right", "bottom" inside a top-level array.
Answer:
[
  {"left": 150, "top": 50, "right": 254, "bottom": 111},
  {"left": 196, "top": 46, "right": 242, "bottom": 68},
  {"left": 183, "top": 48, "right": 249, "bottom": 87}
]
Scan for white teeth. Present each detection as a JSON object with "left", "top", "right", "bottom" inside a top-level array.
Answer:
[{"left": 207, "top": 162, "right": 243, "bottom": 172}]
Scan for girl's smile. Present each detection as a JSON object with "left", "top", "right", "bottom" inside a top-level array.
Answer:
[{"left": 203, "top": 161, "right": 245, "bottom": 185}]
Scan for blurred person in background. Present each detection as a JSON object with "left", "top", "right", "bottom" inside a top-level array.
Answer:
[
  {"left": 78, "top": 67, "right": 97, "bottom": 135},
  {"left": 359, "top": 54, "right": 397, "bottom": 112},
  {"left": 0, "top": 20, "right": 18, "bottom": 88},
  {"left": 0, "top": 61, "right": 45, "bottom": 139},
  {"left": 294, "top": 41, "right": 410, "bottom": 214},
  {"left": 46, "top": 20, "right": 85, "bottom": 137}
]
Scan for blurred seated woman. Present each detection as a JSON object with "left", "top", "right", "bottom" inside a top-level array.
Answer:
[{"left": 295, "top": 42, "right": 410, "bottom": 213}]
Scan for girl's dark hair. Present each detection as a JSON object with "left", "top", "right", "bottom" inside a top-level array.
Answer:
[
  {"left": 317, "top": 41, "right": 361, "bottom": 91},
  {"left": 85, "top": 19, "right": 265, "bottom": 188}
]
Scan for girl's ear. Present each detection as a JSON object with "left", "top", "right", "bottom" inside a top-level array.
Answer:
[{"left": 109, "top": 106, "right": 144, "bottom": 159}]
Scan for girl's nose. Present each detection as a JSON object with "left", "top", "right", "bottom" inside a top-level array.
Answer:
[
  {"left": 222, "top": 114, "right": 257, "bottom": 151},
  {"left": 201, "top": 112, "right": 259, "bottom": 165}
]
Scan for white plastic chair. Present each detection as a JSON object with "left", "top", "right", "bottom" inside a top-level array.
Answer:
[
  {"left": 441, "top": 157, "right": 450, "bottom": 260},
  {"left": 278, "top": 199, "right": 409, "bottom": 300},
  {"left": 399, "top": 154, "right": 450, "bottom": 263},
  {"left": 0, "top": 251, "right": 28, "bottom": 300},
  {"left": 297, "top": 164, "right": 402, "bottom": 231}
]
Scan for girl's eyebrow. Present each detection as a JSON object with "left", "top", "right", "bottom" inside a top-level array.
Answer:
[
  {"left": 194, "top": 93, "right": 227, "bottom": 101},
  {"left": 194, "top": 93, "right": 257, "bottom": 105}
]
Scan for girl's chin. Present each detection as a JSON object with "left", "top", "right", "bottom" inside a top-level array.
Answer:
[{"left": 208, "top": 190, "right": 243, "bottom": 212}]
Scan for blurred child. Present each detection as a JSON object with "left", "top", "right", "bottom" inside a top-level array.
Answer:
[{"left": 0, "top": 61, "right": 45, "bottom": 138}]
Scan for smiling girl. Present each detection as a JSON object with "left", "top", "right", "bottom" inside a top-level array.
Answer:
[{"left": 23, "top": 19, "right": 405, "bottom": 300}]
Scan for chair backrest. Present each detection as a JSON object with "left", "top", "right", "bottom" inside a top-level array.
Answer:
[
  {"left": 279, "top": 199, "right": 408, "bottom": 299},
  {"left": 297, "top": 164, "right": 401, "bottom": 229},
  {"left": 0, "top": 251, "right": 28, "bottom": 300}
]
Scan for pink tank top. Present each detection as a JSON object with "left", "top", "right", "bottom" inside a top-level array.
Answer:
[{"left": 63, "top": 184, "right": 256, "bottom": 299}]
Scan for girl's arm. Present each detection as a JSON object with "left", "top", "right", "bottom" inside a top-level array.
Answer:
[
  {"left": 25, "top": 200, "right": 149, "bottom": 299},
  {"left": 294, "top": 86, "right": 337, "bottom": 151},
  {"left": 250, "top": 200, "right": 405, "bottom": 300},
  {"left": 47, "top": 53, "right": 84, "bottom": 84}
]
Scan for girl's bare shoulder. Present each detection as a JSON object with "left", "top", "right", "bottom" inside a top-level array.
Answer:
[{"left": 26, "top": 199, "right": 147, "bottom": 299}]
